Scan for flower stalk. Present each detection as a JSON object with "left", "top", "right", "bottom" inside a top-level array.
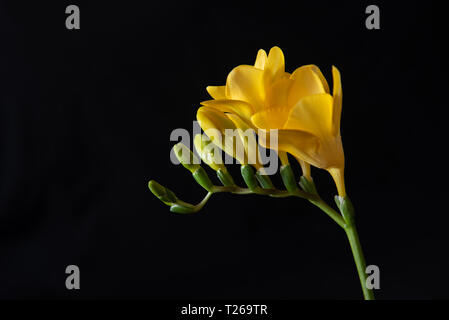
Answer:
[
  {"left": 336, "top": 195, "right": 375, "bottom": 300},
  {"left": 344, "top": 221, "right": 375, "bottom": 300},
  {"left": 148, "top": 173, "right": 374, "bottom": 299},
  {"left": 148, "top": 46, "right": 375, "bottom": 300}
]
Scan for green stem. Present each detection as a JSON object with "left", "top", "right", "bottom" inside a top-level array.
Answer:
[
  {"left": 212, "top": 186, "right": 346, "bottom": 228},
  {"left": 305, "top": 197, "right": 347, "bottom": 229},
  {"left": 156, "top": 177, "right": 373, "bottom": 299},
  {"left": 344, "top": 222, "right": 374, "bottom": 300},
  {"left": 195, "top": 192, "right": 213, "bottom": 211},
  {"left": 212, "top": 186, "right": 371, "bottom": 299},
  {"left": 212, "top": 185, "right": 318, "bottom": 200}
]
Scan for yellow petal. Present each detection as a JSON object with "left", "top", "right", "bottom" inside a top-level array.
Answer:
[
  {"left": 284, "top": 94, "right": 334, "bottom": 136},
  {"left": 288, "top": 65, "right": 328, "bottom": 107},
  {"left": 226, "top": 113, "right": 261, "bottom": 168},
  {"left": 254, "top": 49, "right": 267, "bottom": 70},
  {"left": 197, "top": 107, "right": 235, "bottom": 134},
  {"left": 225, "top": 65, "right": 266, "bottom": 112},
  {"left": 265, "top": 46, "right": 285, "bottom": 83},
  {"left": 267, "top": 78, "right": 294, "bottom": 109},
  {"left": 332, "top": 66, "right": 342, "bottom": 136},
  {"left": 200, "top": 99, "right": 254, "bottom": 125},
  {"left": 251, "top": 106, "right": 291, "bottom": 130},
  {"left": 206, "top": 86, "right": 226, "bottom": 100},
  {"left": 258, "top": 129, "right": 322, "bottom": 168},
  {"left": 310, "top": 65, "right": 329, "bottom": 93},
  {"left": 197, "top": 107, "right": 246, "bottom": 165},
  {"left": 278, "top": 151, "right": 289, "bottom": 166}
]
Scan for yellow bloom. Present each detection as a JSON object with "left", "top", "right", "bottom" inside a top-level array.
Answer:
[
  {"left": 200, "top": 46, "right": 346, "bottom": 196},
  {"left": 202, "top": 47, "right": 308, "bottom": 176}
]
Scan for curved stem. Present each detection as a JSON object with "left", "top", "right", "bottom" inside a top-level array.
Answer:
[
  {"left": 307, "top": 197, "right": 347, "bottom": 229},
  {"left": 211, "top": 185, "right": 346, "bottom": 228},
  {"left": 213, "top": 184, "right": 369, "bottom": 299},
  {"left": 194, "top": 192, "right": 213, "bottom": 212},
  {"left": 160, "top": 176, "right": 373, "bottom": 299}
]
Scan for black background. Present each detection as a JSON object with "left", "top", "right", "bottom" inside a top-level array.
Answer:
[{"left": 0, "top": 0, "right": 447, "bottom": 300}]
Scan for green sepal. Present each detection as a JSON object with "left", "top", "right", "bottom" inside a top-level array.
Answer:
[
  {"left": 299, "top": 176, "right": 318, "bottom": 195},
  {"left": 334, "top": 195, "right": 342, "bottom": 211},
  {"left": 280, "top": 164, "right": 299, "bottom": 193},
  {"left": 192, "top": 167, "right": 214, "bottom": 192},
  {"left": 148, "top": 180, "right": 177, "bottom": 205},
  {"left": 241, "top": 165, "right": 259, "bottom": 191},
  {"left": 217, "top": 168, "right": 235, "bottom": 187},
  {"left": 255, "top": 171, "right": 274, "bottom": 189},
  {"left": 335, "top": 195, "right": 355, "bottom": 224},
  {"left": 170, "top": 204, "right": 196, "bottom": 214}
]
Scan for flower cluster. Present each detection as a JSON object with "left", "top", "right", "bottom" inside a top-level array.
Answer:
[
  {"left": 197, "top": 46, "right": 346, "bottom": 196},
  {"left": 148, "top": 47, "right": 375, "bottom": 300},
  {"left": 149, "top": 46, "right": 348, "bottom": 214}
]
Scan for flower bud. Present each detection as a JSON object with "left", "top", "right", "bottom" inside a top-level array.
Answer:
[
  {"left": 255, "top": 170, "right": 274, "bottom": 189},
  {"left": 299, "top": 176, "right": 318, "bottom": 195},
  {"left": 216, "top": 168, "right": 235, "bottom": 187},
  {"left": 148, "top": 180, "right": 177, "bottom": 205},
  {"left": 193, "top": 134, "right": 226, "bottom": 172},
  {"left": 241, "top": 165, "right": 259, "bottom": 191},
  {"left": 280, "top": 164, "right": 299, "bottom": 193},
  {"left": 192, "top": 167, "right": 214, "bottom": 192},
  {"left": 173, "top": 143, "right": 200, "bottom": 173}
]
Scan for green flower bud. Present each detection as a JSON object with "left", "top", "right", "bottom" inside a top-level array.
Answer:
[
  {"left": 255, "top": 171, "right": 274, "bottom": 189},
  {"left": 241, "top": 165, "right": 259, "bottom": 191},
  {"left": 217, "top": 168, "right": 235, "bottom": 187},
  {"left": 299, "top": 175, "right": 318, "bottom": 195},
  {"left": 148, "top": 180, "right": 177, "bottom": 205},
  {"left": 192, "top": 167, "right": 214, "bottom": 192},
  {"left": 173, "top": 143, "right": 200, "bottom": 173},
  {"left": 280, "top": 164, "right": 299, "bottom": 193}
]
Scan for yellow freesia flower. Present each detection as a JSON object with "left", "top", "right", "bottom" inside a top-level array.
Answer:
[
  {"left": 202, "top": 47, "right": 305, "bottom": 175},
  {"left": 199, "top": 46, "right": 346, "bottom": 196}
]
